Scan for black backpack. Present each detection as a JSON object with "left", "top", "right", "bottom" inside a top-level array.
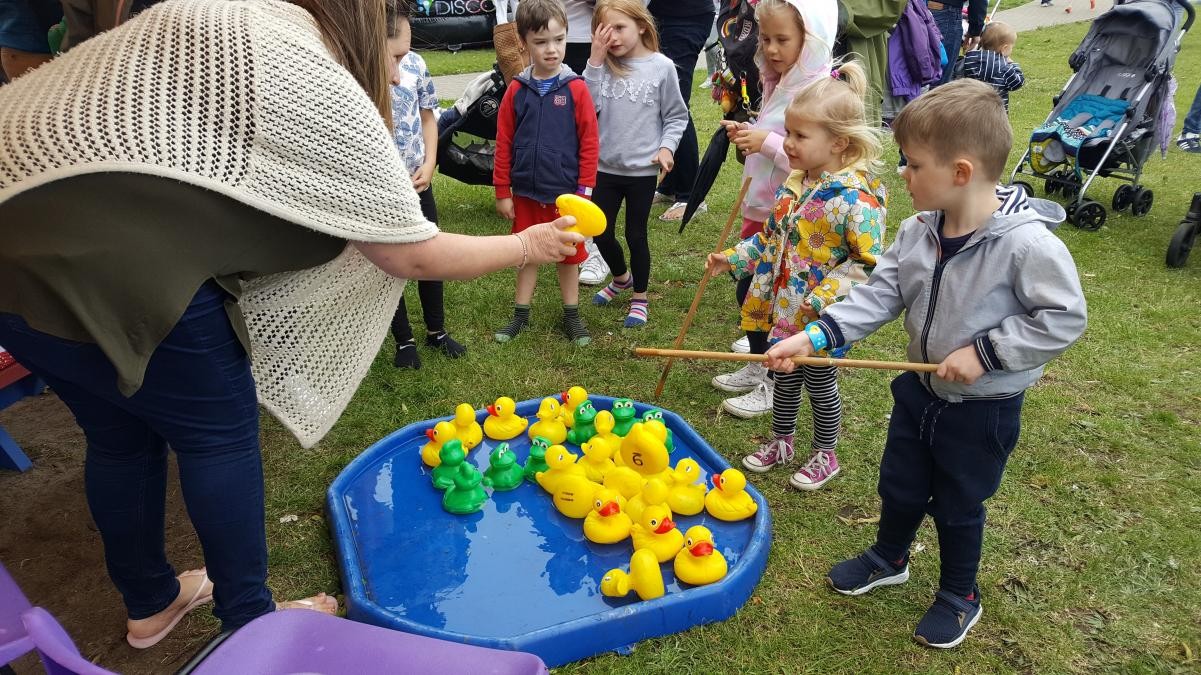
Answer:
[{"left": 712, "top": 0, "right": 762, "bottom": 122}]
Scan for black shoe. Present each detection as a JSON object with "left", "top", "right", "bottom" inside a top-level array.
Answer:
[
  {"left": 913, "top": 588, "right": 982, "bottom": 649},
  {"left": 426, "top": 331, "right": 467, "bottom": 358},
  {"left": 826, "top": 548, "right": 910, "bottom": 595},
  {"left": 393, "top": 339, "right": 421, "bottom": 369}
]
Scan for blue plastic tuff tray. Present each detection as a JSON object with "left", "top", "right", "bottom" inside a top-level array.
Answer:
[{"left": 326, "top": 395, "right": 772, "bottom": 667}]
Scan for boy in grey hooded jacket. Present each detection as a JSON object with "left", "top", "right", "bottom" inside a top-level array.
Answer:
[{"left": 765, "top": 80, "right": 1087, "bottom": 649}]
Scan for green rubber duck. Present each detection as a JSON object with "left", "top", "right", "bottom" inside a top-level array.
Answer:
[
  {"left": 641, "top": 409, "right": 674, "bottom": 453},
  {"left": 611, "top": 398, "right": 638, "bottom": 437},
  {"left": 483, "top": 442, "right": 525, "bottom": 491},
  {"left": 431, "top": 439, "right": 466, "bottom": 491},
  {"left": 524, "top": 436, "right": 551, "bottom": 483},
  {"left": 566, "top": 401, "right": 598, "bottom": 445},
  {"left": 443, "top": 462, "right": 487, "bottom": 515}
]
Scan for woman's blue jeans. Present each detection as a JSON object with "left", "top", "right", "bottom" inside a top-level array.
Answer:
[
  {"left": 931, "top": 6, "right": 964, "bottom": 86},
  {"left": 0, "top": 282, "right": 274, "bottom": 631}
]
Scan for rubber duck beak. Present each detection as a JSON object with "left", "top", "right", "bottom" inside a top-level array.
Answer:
[
  {"left": 689, "top": 541, "right": 714, "bottom": 556},
  {"left": 654, "top": 518, "right": 675, "bottom": 534},
  {"left": 425, "top": 429, "right": 435, "bottom": 441},
  {"left": 560, "top": 391, "right": 568, "bottom": 404},
  {"left": 598, "top": 501, "right": 619, "bottom": 516},
  {"left": 487, "top": 404, "right": 497, "bottom": 416},
  {"left": 712, "top": 474, "right": 723, "bottom": 490}
]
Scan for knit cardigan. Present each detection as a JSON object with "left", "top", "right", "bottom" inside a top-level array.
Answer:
[{"left": 0, "top": 0, "right": 438, "bottom": 447}]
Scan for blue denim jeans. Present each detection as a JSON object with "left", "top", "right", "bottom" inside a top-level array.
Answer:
[
  {"left": 931, "top": 6, "right": 964, "bottom": 86},
  {"left": 653, "top": 11, "right": 714, "bottom": 202},
  {"left": 0, "top": 282, "right": 273, "bottom": 631},
  {"left": 871, "top": 372, "right": 1024, "bottom": 596},
  {"left": 1183, "top": 81, "right": 1201, "bottom": 135}
]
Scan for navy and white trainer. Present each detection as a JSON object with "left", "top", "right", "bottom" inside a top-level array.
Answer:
[
  {"left": 826, "top": 548, "right": 909, "bottom": 596},
  {"left": 913, "top": 589, "right": 983, "bottom": 649}
]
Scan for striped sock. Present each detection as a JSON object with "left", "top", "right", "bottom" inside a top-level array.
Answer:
[
  {"left": 624, "top": 299, "right": 648, "bottom": 327},
  {"left": 494, "top": 304, "right": 530, "bottom": 343},
  {"left": 562, "top": 305, "right": 591, "bottom": 346},
  {"left": 593, "top": 276, "right": 632, "bottom": 306}
]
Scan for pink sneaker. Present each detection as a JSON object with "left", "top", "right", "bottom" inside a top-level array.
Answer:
[
  {"left": 742, "top": 435, "right": 795, "bottom": 473},
  {"left": 789, "top": 449, "right": 840, "bottom": 490}
]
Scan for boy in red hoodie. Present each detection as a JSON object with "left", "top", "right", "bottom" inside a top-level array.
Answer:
[{"left": 492, "top": 0, "right": 599, "bottom": 345}]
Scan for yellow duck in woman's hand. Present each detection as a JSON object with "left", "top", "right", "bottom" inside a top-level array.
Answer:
[
  {"left": 665, "top": 458, "right": 707, "bottom": 516},
  {"left": 421, "top": 421, "right": 457, "bottom": 468},
  {"left": 630, "top": 504, "right": 684, "bottom": 563},
  {"left": 583, "top": 487, "right": 632, "bottom": 543},
  {"left": 483, "top": 396, "right": 528, "bottom": 440},
  {"left": 704, "top": 468, "right": 758, "bottom": 522},
  {"left": 452, "top": 403, "right": 483, "bottom": 452},
  {"left": 673, "top": 525, "right": 728, "bottom": 586},
  {"left": 600, "top": 549, "right": 664, "bottom": 601},
  {"left": 528, "top": 397, "right": 567, "bottom": 444}
]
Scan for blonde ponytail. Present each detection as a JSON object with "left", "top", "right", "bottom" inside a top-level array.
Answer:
[{"left": 786, "top": 57, "right": 883, "bottom": 175}]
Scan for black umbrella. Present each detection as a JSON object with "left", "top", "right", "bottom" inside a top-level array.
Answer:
[{"left": 678, "top": 125, "right": 732, "bottom": 233}]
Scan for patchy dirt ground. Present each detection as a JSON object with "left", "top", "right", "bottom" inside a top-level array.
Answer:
[{"left": 1, "top": 391, "right": 218, "bottom": 674}]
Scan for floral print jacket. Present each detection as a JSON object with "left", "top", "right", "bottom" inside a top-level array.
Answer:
[{"left": 723, "top": 168, "right": 888, "bottom": 341}]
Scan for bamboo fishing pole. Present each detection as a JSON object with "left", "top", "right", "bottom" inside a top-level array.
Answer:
[
  {"left": 636, "top": 347, "right": 941, "bottom": 373},
  {"left": 653, "top": 176, "right": 754, "bottom": 399}
]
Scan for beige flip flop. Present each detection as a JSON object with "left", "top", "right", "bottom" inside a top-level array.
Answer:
[
  {"left": 126, "top": 568, "right": 213, "bottom": 649},
  {"left": 276, "top": 592, "right": 339, "bottom": 615}
]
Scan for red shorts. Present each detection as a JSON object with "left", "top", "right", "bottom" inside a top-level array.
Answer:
[{"left": 512, "top": 195, "right": 587, "bottom": 265}]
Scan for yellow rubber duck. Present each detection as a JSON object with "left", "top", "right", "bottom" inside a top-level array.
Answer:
[
  {"left": 452, "top": 403, "right": 483, "bottom": 452},
  {"left": 603, "top": 465, "right": 646, "bottom": 500},
  {"left": 665, "top": 458, "right": 707, "bottom": 516},
  {"left": 673, "top": 525, "right": 728, "bottom": 586},
  {"left": 630, "top": 504, "right": 684, "bottom": 563},
  {"left": 552, "top": 473, "right": 600, "bottom": 519},
  {"left": 704, "top": 468, "right": 758, "bottom": 522},
  {"left": 600, "top": 549, "right": 664, "bottom": 601},
  {"left": 619, "top": 422, "right": 670, "bottom": 477},
  {"left": 590, "top": 410, "right": 623, "bottom": 459},
  {"left": 579, "top": 437, "right": 615, "bottom": 483},
  {"left": 625, "top": 477, "right": 671, "bottom": 524},
  {"left": 483, "top": 396, "right": 528, "bottom": 441},
  {"left": 583, "top": 487, "right": 632, "bottom": 543},
  {"left": 558, "top": 386, "right": 588, "bottom": 428},
  {"left": 528, "top": 397, "right": 568, "bottom": 444},
  {"left": 420, "top": 421, "right": 458, "bottom": 468},
  {"left": 535, "top": 444, "right": 586, "bottom": 494}
]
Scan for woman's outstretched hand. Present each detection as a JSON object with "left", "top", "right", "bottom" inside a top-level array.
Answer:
[{"left": 522, "top": 216, "right": 584, "bottom": 265}]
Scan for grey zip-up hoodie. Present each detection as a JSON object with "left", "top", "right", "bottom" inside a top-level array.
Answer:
[{"left": 819, "top": 186, "right": 1088, "bottom": 401}]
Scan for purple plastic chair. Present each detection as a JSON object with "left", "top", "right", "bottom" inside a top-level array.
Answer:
[
  {"left": 0, "top": 564, "right": 34, "bottom": 670},
  {"left": 181, "top": 610, "right": 549, "bottom": 675},
  {"left": 19, "top": 608, "right": 117, "bottom": 675}
]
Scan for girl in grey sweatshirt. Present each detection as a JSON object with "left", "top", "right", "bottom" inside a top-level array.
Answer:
[{"left": 585, "top": 0, "right": 689, "bottom": 328}]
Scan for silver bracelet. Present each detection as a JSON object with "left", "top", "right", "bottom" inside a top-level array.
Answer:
[{"left": 514, "top": 233, "right": 529, "bottom": 270}]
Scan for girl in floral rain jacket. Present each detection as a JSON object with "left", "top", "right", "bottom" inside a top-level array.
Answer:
[{"left": 708, "top": 59, "right": 887, "bottom": 492}]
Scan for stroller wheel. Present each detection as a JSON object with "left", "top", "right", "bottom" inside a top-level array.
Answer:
[
  {"left": 1111, "top": 184, "right": 1135, "bottom": 212},
  {"left": 1131, "top": 188, "right": 1154, "bottom": 217},
  {"left": 1059, "top": 173, "right": 1079, "bottom": 201},
  {"left": 1044, "top": 176, "right": 1060, "bottom": 196},
  {"left": 1072, "top": 200, "right": 1107, "bottom": 231},
  {"left": 1166, "top": 221, "right": 1198, "bottom": 268},
  {"left": 1012, "top": 181, "right": 1034, "bottom": 198}
]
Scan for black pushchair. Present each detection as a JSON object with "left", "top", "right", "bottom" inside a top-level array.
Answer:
[
  {"left": 436, "top": 66, "right": 507, "bottom": 185},
  {"left": 1008, "top": 0, "right": 1194, "bottom": 230}
]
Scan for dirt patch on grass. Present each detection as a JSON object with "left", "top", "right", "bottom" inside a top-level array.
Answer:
[{"left": 1, "top": 392, "right": 216, "bottom": 674}]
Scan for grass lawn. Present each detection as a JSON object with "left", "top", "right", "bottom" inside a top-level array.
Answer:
[
  {"left": 421, "top": 47, "right": 497, "bottom": 76},
  {"left": 254, "top": 19, "right": 1201, "bottom": 674}
]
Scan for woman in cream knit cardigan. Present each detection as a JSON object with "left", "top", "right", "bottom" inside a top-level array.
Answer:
[{"left": 0, "top": 0, "right": 580, "bottom": 646}]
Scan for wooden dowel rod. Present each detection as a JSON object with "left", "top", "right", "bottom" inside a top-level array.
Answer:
[
  {"left": 635, "top": 347, "right": 940, "bottom": 373},
  {"left": 653, "top": 176, "right": 754, "bottom": 400}
]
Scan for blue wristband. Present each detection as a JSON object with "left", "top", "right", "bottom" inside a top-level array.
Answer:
[{"left": 804, "top": 322, "right": 828, "bottom": 352}]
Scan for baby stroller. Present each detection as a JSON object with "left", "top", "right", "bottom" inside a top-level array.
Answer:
[
  {"left": 1007, "top": 0, "right": 1194, "bottom": 230},
  {"left": 436, "top": 66, "right": 507, "bottom": 185}
]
